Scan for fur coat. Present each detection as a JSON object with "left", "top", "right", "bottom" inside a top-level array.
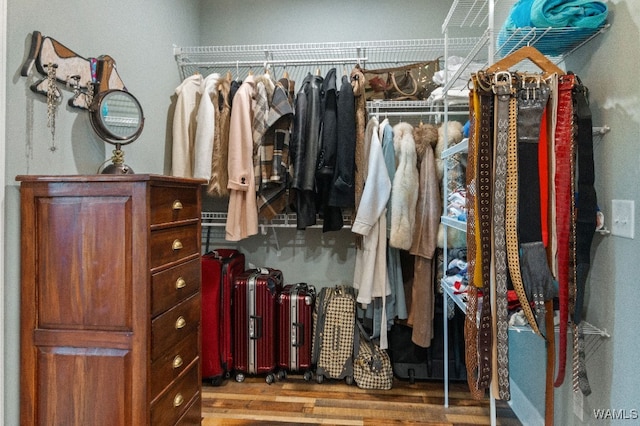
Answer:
[{"left": 389, "top": 122, "right": 419, "bottom": 250}]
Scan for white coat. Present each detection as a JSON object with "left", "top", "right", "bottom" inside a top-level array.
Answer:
[
  {"left": 171, "top": 73, "right": 203, "bottom": 177},
  {"left": 193, "top": 73, "right": 220, "bottom": 180},
  {"left": 352, "top": 117, "right": 392, "bottom": 348}
]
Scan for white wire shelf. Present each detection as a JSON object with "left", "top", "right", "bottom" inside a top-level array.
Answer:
[
  {"left": 442, "top": 0, "right": 506, "bottom": 31},
  {"left": 201, "top": 211, "right": 352, "bottom": 229},
  {"left": 442, "top": 137, "right": 469, "bottom": 158},
  {"left": 441, "top": 216, "right": 468, "bottom": 233},
  {"left": 496, "top": 24, "right": 610, "bottom": 63},
  {"left": 174, "top": 38, "right": 481, "bottom": 81},
  {"left": 440, "top": 280, "right": 610, "bottom": 337}
]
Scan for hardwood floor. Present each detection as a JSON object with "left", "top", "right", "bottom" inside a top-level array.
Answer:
[{"left": 200, "top": 375, "right": 522, "bottom": 425}]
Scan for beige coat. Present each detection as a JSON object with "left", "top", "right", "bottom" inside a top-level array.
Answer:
[{"left": 225, "top": 75, "right": 258, "bottom": 241}]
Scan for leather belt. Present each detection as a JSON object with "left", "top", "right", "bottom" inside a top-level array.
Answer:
[
  {"left": 464, "top": 79, "right": 484, "bottom": 400},
  {"left": 516, "top": 79, "right": 552, "bottom": 331},
  {"left": 572, "top": 75, "right": 596, "bottom": 396},
  {"left": 492, "top": 75, "right": 511, "bottom": 400},
  {"left": 476, "top": 78, "right": 494, "bottom": 390},
  {"left": 505, "top": 85, "right": 541, "bottom": 336},
  {"left": 553, "top": 74, "right": 575, "bottom": 387}
]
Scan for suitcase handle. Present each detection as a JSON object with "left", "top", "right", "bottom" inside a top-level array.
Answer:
[
  {"left": 249, "top": 315, "right": 262, "bottom": 340},
  {"left": 292, "top": 322, "right": 304, "bottom": 347}
]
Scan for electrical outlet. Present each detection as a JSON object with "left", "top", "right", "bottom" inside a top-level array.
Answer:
[{"left": 611, "top": 199, "right": 635, "bottom": 239}]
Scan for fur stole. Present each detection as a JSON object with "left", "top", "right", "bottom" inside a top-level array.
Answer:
[
  {"left": 389, "top": 122, "right": 419, "bottom": 250},
  {"left": 413, "top": 122, "right": 438, "bottom": 165}
]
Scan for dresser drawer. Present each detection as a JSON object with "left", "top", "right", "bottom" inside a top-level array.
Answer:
[
  {"left": 150, "top": 224, "right": 200, "bottom": 269},
  {"left": 150, "top": 185, "right": 200, "bottom": 225},
  {"left": 152, "top": 258, "right": 201, "bottom": 317},
  {"left": 151, "top": 332, "right": 199, "bottom": 399},
  {"left": 151, "top": 364, "right": 200, "bottom": 426},
  {"left": 175, "top": 394, "right": 202, "bottom": 426},
  {"left": 152, "top": 293, "right": 200, "bottom": 361}
]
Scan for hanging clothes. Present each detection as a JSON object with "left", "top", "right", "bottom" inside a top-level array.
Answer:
[
  {"left": 208, "top": 74, "right": 232, "bottom": 197},
  {"left": 193, "top": 73, "right": 220, "bottom": 181},
  {"left": 316, "top": 68, "right": 344, "bottom": 232},
  {"left": 257, "top": 76, "right": 295, "bottom": 220},
  {"left": 351, "top": 66, "right": 368, "bottom": 222},
  {"left": 290, "top": 72, "right": 323, "bottom": 229},
  {"left": 329, "top": 72, "right": 356, "bottom": 209},
  {"left": 171, "top": 73, "right": 203, "bottom": 177},
  {"left": 407, "top": 122, "right": 441, "bottom": 348},
  {"left": 225, "top": 75, "right": 258, "bottom": 241},
  {"left": 352, "top": 117, "right": 392, "bottom": 349},
  {"left": 381, "top": 119, "right": 407, "bottom": 326},
  {"left": 389, "top": 122, "right": 419, "bottom": 250}
]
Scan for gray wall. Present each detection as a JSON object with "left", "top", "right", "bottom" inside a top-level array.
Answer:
[
  {"left": 4, "top": 1, "right": 640, "bottom": 425},
  {"left": 554, "top": 2, "right": 640, "bottom": 424}
]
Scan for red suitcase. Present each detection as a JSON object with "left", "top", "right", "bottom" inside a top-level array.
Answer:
[
  {"left": 277, "top": 283, "right": 316, "bottom": 380},
  {"left": 233, "top": 267, "right": 283, "bottom": 384},
  {"left": 201, "top": 249, "right": 245, "bottom": 385}
]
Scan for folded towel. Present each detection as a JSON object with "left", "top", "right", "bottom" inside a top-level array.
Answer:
[
  {"left": 499, "top": 0, "right": 608, "bottom": 56},
  {"left": 503, "top": 0, "right": 535, "bottom": 28},
  {"left": 531, "top": 0, "right": 608, "bottom": 29},
  {"left": 502, "top": 0, "right": 607, "bottom": 29}
]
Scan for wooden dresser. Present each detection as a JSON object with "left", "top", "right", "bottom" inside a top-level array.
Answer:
[{"left": 17, "top": 175, "right": 205, "bottom": 425}]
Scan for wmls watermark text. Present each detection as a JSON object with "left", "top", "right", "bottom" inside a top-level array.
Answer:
[{"left": 593, "top": 409, "right": 639, "bottom": 420}]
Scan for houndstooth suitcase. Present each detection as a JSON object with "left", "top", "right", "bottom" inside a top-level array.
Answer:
[{"left": 312, "top": 285, "right": 356, "bottom": 384}]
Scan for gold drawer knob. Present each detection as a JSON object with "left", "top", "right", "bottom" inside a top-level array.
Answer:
[
  {"left": 175, "top": 277, "right": 186, "bottom": 289},
  {"left": 173, "top": 355, "right": 184, "bottom": 369},
  {"left": 172, "top": 200, "right": 183, "bottom": 211},
  {"left": 172, "top": 239, "right": 183, "bottom": 251},
  {"left": 173, "top": 393, "right": 184, "bottom": 408},
  {"left": 175, "top": 316, "right": 186, "bottom": 329}
]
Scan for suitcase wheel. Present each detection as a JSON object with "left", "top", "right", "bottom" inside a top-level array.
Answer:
[
  {"left": 408, "top": 368, "right": 416, "bottom": 385},
  {"left": 277, "top": 370, "right": 287, "bottom": 381},
  {"left": 211, "top": 375, "right": 225, "bottom": 387},
  {"left": 265, "top": 373, "right": 276, "bottom": 385},
  {"left": 303, "top": 371, "right": 313, "bottom": 381},
  {"left": 316, "top": 374, "right": 324, "bottom": 384},
  {"left": 345, "top": 375, "right": 354, "bottom": 386},
  {"left": 235, "top": 373, "right": 245, "bottom": 383}
]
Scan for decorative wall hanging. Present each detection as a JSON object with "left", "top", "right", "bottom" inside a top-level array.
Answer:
[{"left": 20, "top": 30, "right": 144, "bottom": 173}]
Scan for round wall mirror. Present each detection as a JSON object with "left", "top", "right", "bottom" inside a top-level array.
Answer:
[{"left": 90, "top": 89, "right": 144, "bottom": 174}]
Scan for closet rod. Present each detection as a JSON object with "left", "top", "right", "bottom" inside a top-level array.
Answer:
[
  {"left": 180, "top": 57, "right": 368, "bottom": 68},
  {"left": 369, "top": 110, "right": 449, "bottom": 117}
]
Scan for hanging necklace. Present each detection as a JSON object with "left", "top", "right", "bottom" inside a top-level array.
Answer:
[{"left": 45, "top": 63, "right": 61, "bottom": 152}]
